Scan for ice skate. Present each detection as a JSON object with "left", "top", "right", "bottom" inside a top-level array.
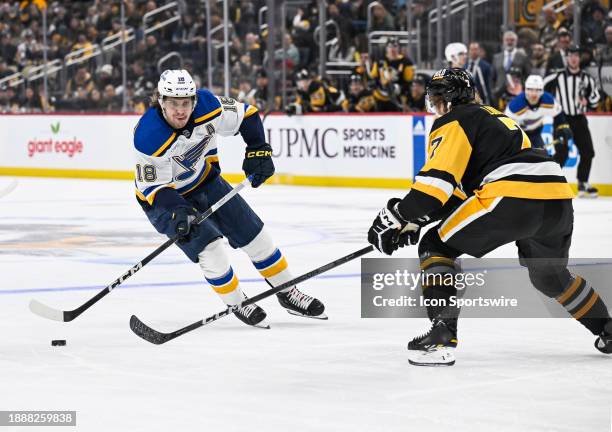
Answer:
[
  {"left": 407, "top": 319, "right": 458, "bottom": 366},
  {"left": 233, "top": 296, "right": 270, "bottom": 329},
  {"left": 578, "top": 182, "right": 598, "bottom": 198},
  {"left": 276, "top": 287, "right": 327, "bottom": 319},
  {"left": 594, "top": 320, "right": 612, "bottom": 354}
]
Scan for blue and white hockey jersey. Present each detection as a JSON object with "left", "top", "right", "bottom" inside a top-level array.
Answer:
[
  {"left": 504, "top": 91, "right": 562, "bottom": 132},
  {"left": 133, "top": 89, "right": 259, "bottom": 205}
]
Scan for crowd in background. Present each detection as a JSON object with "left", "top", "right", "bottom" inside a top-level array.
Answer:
[{"left": 0, "top": 0, "right": 611, "bottom": 113}]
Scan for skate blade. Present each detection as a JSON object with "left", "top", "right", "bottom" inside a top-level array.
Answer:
[
  {"left": 286, "top": 309, "right": 329, "bottom": 320},
  {"left": 251, "top": 318, "right": 271, "bottom": 329},
  {"left": 408, "top": 347, "right": 455, "bottom": 366}
]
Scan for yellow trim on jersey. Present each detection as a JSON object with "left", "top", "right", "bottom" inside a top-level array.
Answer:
[
  {"left": 211, "top": 274, "right": 239, "bottom": 294},
  {"left": 403, "top": 65, "right": 415, "bottom": 82},
  {"left": 136, "top": 184, "right": 177, "bottom": 205},
  {"left": 411, "top": 182, "right": 449, "bottom": 204},
  {"left": 438, "top": 196, "right": 499, "bottom": 240},
  {"left": 152, "top": 132, "right": 177, "bottom": 157},
  {"left": 373, "top": 88, "right": 390, "bottom": 101},
  {"left": 259, "top": 257, "right": 289, "bottom": 278},
  {"left": 425, "top": 120, "right": 472, "bottom": 184},
  {"left": 194, "top": 107, "right": 222, "bottom": 124},
  {"left": 179, "top": 156, "right": 219, "bottom": 195},
  {"left": 476, "top": 180, "right": 575, "bottom": 200},
  {"left": 453, "top": 187, "right": 468, "bottom": 200},
  {"left": 540, "top": 103, "right": 554, "bottom": 109},
  {"left": 515, "top": 106, "right": 528, "bottom": 116},
  {"left": 244, "top": 105, "right": 259, "bottom": 118},
  {"left": 573, "top": 292, "right": 599, "bottom": 319}
]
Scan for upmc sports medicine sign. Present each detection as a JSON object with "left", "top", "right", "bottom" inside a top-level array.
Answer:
[{"left": 218, "top": 114, "right": 422, "bottom": 182}]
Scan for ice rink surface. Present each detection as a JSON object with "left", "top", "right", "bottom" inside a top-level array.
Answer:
[{"left": 1, "top": 177, "right": 611, "bottom": 432}]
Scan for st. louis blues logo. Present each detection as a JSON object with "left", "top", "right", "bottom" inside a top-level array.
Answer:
[{"left": 173, "top": 135, "right": 212, "bottom": 182}]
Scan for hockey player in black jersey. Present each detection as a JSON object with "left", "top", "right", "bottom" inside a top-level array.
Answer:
[{"left": 367, "top": 68, "right": 612, "bottom": 366}]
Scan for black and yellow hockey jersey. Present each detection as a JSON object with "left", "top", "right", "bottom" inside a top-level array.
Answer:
[
  {"left": 396, "top": 103, "right": 575, "bottom": 222},
  {"left": 295, "top": 80, "right": 344, "bottom": 113}
]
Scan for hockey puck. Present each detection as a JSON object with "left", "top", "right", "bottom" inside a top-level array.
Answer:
[{"left": 51, "top": 340, "right": 66, "bottom": 346}]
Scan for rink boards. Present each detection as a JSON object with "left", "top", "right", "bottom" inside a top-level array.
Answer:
[{"left": 0, "top": 112, "right": 611, "bottom": 194}]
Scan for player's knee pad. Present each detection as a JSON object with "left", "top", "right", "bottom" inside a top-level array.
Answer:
[
  {"left": 242, "top": 228, "right": 292, "bottom": 285},
  {"left": 418, "top": 226, "right": 460, "bottom": 260},
  {"left": 527, "top": 266, "right": 572, "bottom": 298},
  {"left": 198, "top": 237, "right": 231, "bottom": 277},
  {"left": 198, "top": 238, "right": 242, "bottom": 304}
]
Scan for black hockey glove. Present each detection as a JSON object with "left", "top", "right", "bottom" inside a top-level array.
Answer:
[
  {"left": 553, "top": 125, "right": 572, "bottom": 167},
  {"left": 171, "top": 205, "right": 199, "bottom": 240},
  {"left": 368, "top": 198, "right": 421, "bottom": 255},
  {"left": 242, "top": 143, "right": 275, "bottom": 188}
]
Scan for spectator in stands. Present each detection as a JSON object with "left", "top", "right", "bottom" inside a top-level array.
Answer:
[
  {"left": 101, "top": 83, "right": 121, "bottom": 112},
  {"left": 0, "top": 59, "right": 12, "bottom": 80},
  {"left": 251, "top": 70, "right": 270, "bottom": 111},
  {"left": 497, "top": 66, "right": 524, "bottom": 110},
  {"left": 18, "top": 87, "right": 43, "bottom": 112},
  {"left": 274, "top": 34, "right": 300, "bottom": 70},
  {"left": 406, "top": 74, "right": 427, "bottom": 112},
  {"left": 583, "top": 4, "right": 608, "bottom": 46},
  {"left": 345, "top": 73, "right": 375, "bottom": 112},
  {"left": 95, "top": 64, "right": 116, "bottom": 91},
  {"left": 64, "top": 66, "right": 94, "bottom": 100},
  {"left": 598, "top": 23, "right": 612, "bottom": 65},
  {"left": 466, "top": 41, "right": 493, "bottom": 105},
  {"left": 85, "top": 88, "right": 103, "bottom": 111},
  {"left": 369, "top": 38, "right": 415, "bottom": 112},
  {"left": 370, "top": 3, "right": 395, "bottom": 32},
  {"left": 0, "top": 32, "right": 17, "bottom": 65},
  {"left": 245, "top": 32, "right": 263, "bottom": 68},
  {"left": 559, "top": 6, "right": 574, "bottom": 34},
  {"left": 539, "top": 7, "right": 560, "bottom": 52},
  {"left": 529, "top": 42, "right": 548, "bottom": 77},
  {"left": 547, "top": 28, "right": 572, "bottom": 74},
  {"left": 236, "top": 77, "right": 255, "bottom": 104},
  {"left": 15, "top": 29, "right": 43, "bottom": 68},
  {"left": 492, "top": 31, "right": 531, "bottom": 108}
]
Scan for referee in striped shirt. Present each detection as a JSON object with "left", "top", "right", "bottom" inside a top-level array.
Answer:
[{"left": 544, "top": 45, "right": 601, "bottom": 197}]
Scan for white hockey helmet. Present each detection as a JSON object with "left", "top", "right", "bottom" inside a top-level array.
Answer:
[
  {"left": 158, "top": 69, "right": 196, "bottom": 98},
  {"left": 524, "top": 74, "right": 544, "bottom": 91},
  {"left": 445, "top": 42, "right": 467, "bottom": 65},
  {"left": 157, "top": 69, "right": 197, "bottom": 118}
]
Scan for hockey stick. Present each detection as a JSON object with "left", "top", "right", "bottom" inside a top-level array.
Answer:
[
  {"left": 29, "top": 177, "right": 253, "bottom": 322},
  {"left": 0, "top": 178, "right": 18, "bottom": 199},
  {"left": 130, "top": 245, "right": 375, "bottom": 344}
]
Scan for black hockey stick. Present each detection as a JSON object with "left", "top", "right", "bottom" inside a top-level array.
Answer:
[
  {"left": 29, "top": 177, "right": 253, "bottom": 322},
  {"left": 130, "top": 245, "right": 375, "bottom": 344}
]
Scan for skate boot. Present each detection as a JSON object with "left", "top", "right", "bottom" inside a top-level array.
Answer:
[
  {"left": 233, "top": 295, "right": 269, "bottom": 329},
  {"left": 407, "top": 319, "right": 458, "bottom": 366},
  {"left": 276, "top": 287, "right": 327, "bottom": 319},
  {"left": 594, "top": 320, "right": 612, "bottom": 354},
  {"left": 578, "top": 182, "right": 598, "bottom": 198}
]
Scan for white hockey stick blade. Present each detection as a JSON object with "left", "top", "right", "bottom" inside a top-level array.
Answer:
[{"left": 29, "top": 299, "right": 65, "bottom": 321}]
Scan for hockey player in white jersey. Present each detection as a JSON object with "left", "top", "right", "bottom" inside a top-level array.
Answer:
[
  {"left": 134, "top": 69, "right": 326, "bottom": 327},
  {"left": 505, "top": 74, "right": 572, "bottom": 166}
]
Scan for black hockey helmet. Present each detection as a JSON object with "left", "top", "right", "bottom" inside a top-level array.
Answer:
[{"left": 426, "top": 68, "right": 475, "bottom": 105}]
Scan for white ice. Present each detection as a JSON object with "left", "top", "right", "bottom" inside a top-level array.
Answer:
[{"left": 0, "top": 177, "right": 611, "bottom": 432}]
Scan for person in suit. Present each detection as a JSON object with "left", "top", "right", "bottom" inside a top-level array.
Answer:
[
  {"left": 492, "top": 31, "right": 531, "bottom": 108},
  {"left": 546, "top": 28, "right": 572, "bottom": 74},
  {"left": 466, "top": 41, "right": 493, "bottom": 105}
]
